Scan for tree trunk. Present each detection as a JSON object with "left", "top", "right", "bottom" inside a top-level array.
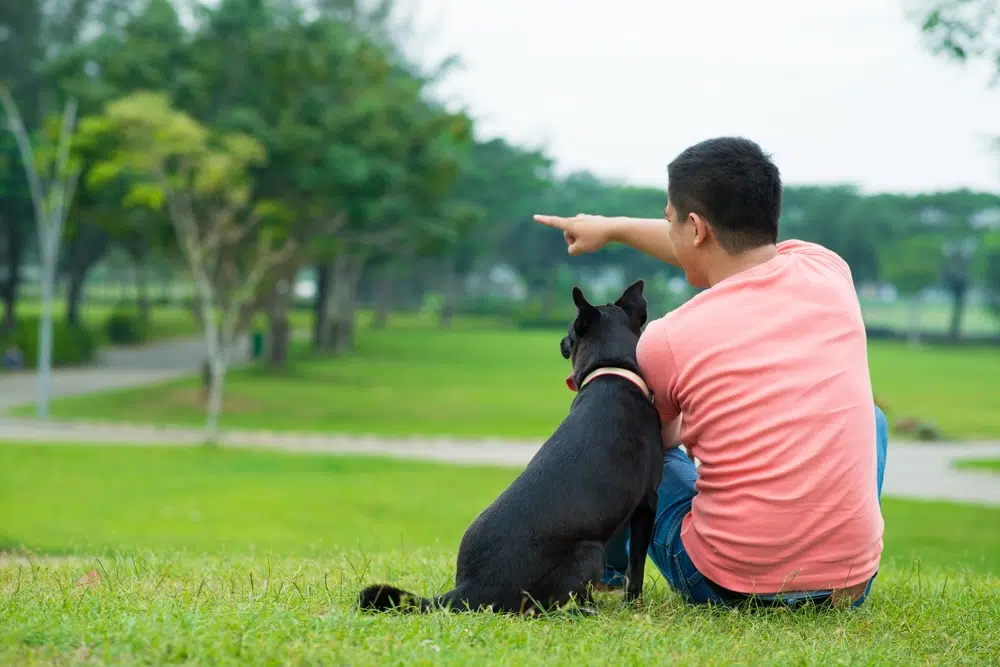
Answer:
[
  {"left": 321, "top": 253, "right": 366, "bottom": 353},
  {"left": 205, "top": 355, "right": 226, "bottom": 446},
  {"left": 63, "top": 223, "right": 109, "bottom": 326},
  {"left": 1, "top": 216, "right": 23, "bottom": 334},
  {"left": 439, "top": 268, "right": 457, "bottom": 328},
  {"left": 268, "top": 312, "right": 290, "bottom": 369},
  {"left": 36, "top": 258, "right": 55, "bottom": 418},
  {"left": 907, "top": 296, "right": 922, "bottom": 347},
  {"left": 312, "top": 262, "right": 330, "bottom": 351},
  {"left": 65, "top": 265, "right": 87, "bottom": 327},
  {"left": 947, "top": 281, "right": 968, "bottom": 342},
  {"left": 135, "top": 257, "right": 150, "bottom": 324},
  {"left": 196, "top": 290, "right": 227, "bottom": 446},
  {"left": 372, "top": 266, "right": 393, "bottom": 329},
  {"left": 267, "top": 284, "right": 293, "bottom": 369}
]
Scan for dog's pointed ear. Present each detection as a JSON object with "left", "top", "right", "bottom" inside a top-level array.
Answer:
[
  {"left": 615, "top": 280, "right": 647, "bottom": 330},
  {"left": 572, "top": 286, "right": 599, "bottom": 335}
]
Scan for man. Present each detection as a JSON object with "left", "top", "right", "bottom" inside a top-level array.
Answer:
[{"left": 535, "top": 137, "right": 887, "bottom": 607}]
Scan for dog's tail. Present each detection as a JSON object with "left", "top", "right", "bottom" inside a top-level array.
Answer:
[{"left": 357, "top": 584, "right": 446, "bottom": 613}]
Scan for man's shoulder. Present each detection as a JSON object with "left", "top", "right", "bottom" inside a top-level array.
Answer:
[{"left": 777, "top": 239, "right": 853, "bottom": 281}]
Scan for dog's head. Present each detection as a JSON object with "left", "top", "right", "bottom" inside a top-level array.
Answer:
[{"left": 560, "top": 280, "right": 647, "bottom": 390}]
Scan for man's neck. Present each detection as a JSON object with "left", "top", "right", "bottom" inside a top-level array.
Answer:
[{"left": 705, "top": 244, "right": 778, "bottom": 287}]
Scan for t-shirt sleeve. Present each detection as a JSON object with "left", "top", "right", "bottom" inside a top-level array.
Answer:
[
  {"left": 776, "top": 239, "right": 853, "bottom": 283},
  {"left": 636, "top": 319, "right": 681, "bottom": 424}
]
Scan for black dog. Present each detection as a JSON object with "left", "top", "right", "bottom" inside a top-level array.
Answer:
[{"left": 358, "top": 281, "right": 663, "bottom": 614}]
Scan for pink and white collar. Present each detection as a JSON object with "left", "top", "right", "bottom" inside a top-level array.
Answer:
[{"left": 566, "top": 367, "right": 653, "bottom": 402}]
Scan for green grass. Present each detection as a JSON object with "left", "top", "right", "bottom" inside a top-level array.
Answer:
[
  {"left": 12, "top": 317, "right": 1000, "bottom": 440},
  {"left": 867, "top": 342, "right": 1000, "bottom": 439},
  {"left": 954, "top": 458, "right": 1000, "bottom": 474},
  {"left": 1, "top": 443, "right": 996, "bottom": 571},
  {"left": 0, "top": 443, "right": 998, "bottom": 665}
]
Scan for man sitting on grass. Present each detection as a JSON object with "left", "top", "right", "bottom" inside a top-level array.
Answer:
[{"left": 535, "top": 136, "right": 887, "bottom": 608}]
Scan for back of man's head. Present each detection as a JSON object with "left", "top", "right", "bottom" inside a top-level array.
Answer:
[{"left": 667, "top": 137, "right": 782, "bottom": 254}]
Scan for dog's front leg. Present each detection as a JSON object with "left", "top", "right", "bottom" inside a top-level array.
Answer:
[{"left": 624, "top": 488, "right": 658, "bottom": 603}]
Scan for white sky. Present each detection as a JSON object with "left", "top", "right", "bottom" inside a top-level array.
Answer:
[{"left": 406, "top": 0, "right": 1000, "bottom": 195}]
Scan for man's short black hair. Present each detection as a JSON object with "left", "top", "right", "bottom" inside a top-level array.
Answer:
[{"left": 667, "top": 137, "right": 782, "bottom": 254}]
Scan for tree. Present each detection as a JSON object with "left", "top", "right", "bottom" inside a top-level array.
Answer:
[
  {"left": 80, "top": 91, "right": 295, "bottom": 443},
  {"left": 879, "top": 235, "right": 945, "bottom": 346},
  {"left": 979, "top": 232, "right": 1000, "bottom": 329},
  {"left": 1, "top": 87, "right": 81, "bottom": 417},
  {"left": 0, "top": 0, "right": 136, "bottom": 332},
  {"left": 918, "top": 0, "right": 1000, "bottom": 83}
]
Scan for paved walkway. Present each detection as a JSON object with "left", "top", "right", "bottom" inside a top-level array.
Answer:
[
  {"left": 0, "top": 337, "right": 248, "bottom": 412},
  {"left": 1, "top": 337, "right": 998, "bottom": 506}
]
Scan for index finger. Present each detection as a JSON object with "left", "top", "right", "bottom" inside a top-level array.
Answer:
[{"left": 533, "top": 214, "right": 572, "bottom": 230}]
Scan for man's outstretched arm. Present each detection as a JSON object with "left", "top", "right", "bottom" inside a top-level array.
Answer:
[{"left": 534, "top": 214, "right": 680, "bottom": 268}]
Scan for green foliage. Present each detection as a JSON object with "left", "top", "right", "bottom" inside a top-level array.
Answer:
[
  {"left": 455, "top": 295, "right": 522, "bottom": 319},
  {"left": 919, "top": 0, "right": 1000, "bottom": 76},
  {"left": 879, "top": 235, "right": 946, "bottom": 295},
  {"left": 104, "top": 309, "right": 151, "bottom": 344},
  {"left": 0, "top": 316, "right": 98, "bottom": 368},
  {"left": 512, "top": 300, "right": 578, "bottom": 331},
  {"left": 979, "top": 232, "right": 1000, "bottom": 318}
]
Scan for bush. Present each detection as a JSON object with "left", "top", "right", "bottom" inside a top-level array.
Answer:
[
  {"left": 513, "top": 300, "right": 576, "bottom": 330},
  {"left": 455, "top": 295, "right": 522, "bottom": 319},
  {"left": 1, "top": 316, "right": 99, "bottom": 368},
  {"left": 105, "top": 310, "right": 151, "bottom": 345}
]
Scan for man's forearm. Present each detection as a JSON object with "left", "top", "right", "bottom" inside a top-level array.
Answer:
[{"left": 609, "top": 217, "right": 680, "bottom": 267}]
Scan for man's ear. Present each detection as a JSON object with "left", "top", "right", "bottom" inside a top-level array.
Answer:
[
  {"left": 690, "top": 212, "right": 709, "bottom": 248},
  {"left": 615, "top": 280, "right": 647, "bottom": 330},
  {"left": 572, "top": 286, "right": 599, "bottom": 336}
]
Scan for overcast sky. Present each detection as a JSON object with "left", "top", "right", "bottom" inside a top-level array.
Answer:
[{"left": 405, "top": 0, "right": 1000, "bottom": 195}]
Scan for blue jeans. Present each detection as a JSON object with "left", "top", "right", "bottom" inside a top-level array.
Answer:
[{"left": 603, "top": 405, "right": 889, "bottom": 608}]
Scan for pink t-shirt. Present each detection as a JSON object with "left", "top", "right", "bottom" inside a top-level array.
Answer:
[{"left": 636, "top": 239, "right": 884, "bottom": 594}]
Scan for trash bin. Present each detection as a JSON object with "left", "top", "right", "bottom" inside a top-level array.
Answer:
[{"left": 251, "top": 331, "right": 265, "bottom": 359}]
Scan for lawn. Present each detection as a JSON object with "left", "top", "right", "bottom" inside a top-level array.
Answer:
[
  {"left": 1, "top": 443, "right": 998, "bottom": 665},
  {"left": 12, "top": 318, "right": 1000, "bottom": 440},
  {"left": 954, "top": 458, "right": 1000, "bottom": 474}
]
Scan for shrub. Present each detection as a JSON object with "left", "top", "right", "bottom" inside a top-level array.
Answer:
[
  {"left": 513, "top": 300, "right": 576, "bottom": 331},
  {"left": 105, "top": 310, "right": 151, "bottom": 345},
  {"left": 456, "top": 295, "right": 522, "bottom": 319},
  {"left": 1, "top": 316, "right": 99, "bottom": 368}
]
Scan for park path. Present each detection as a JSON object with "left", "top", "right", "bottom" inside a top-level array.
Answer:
[
  {"left": 0, "top": 337, "right": 248, "bottom": 413},
  {"left": 1, "top": 337, "right": 999, "bottom": 506}
]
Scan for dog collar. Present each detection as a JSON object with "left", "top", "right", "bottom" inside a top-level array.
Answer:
[{"left": 566, "top": 367, "right": 653, "bottom": 402}]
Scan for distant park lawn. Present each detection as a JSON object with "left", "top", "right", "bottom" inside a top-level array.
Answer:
[
  {"left": 954, "top": 458, "right": 1000, "bottom": 474},
  {"left": 0, "top": 443, "right": 997, "bottom": 665},
  {"left": 17, "top": 300, "right": 314, "bottom": 344},
  {"left": 10, "top": 316, "right": 1000, "bottom": 440}
]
